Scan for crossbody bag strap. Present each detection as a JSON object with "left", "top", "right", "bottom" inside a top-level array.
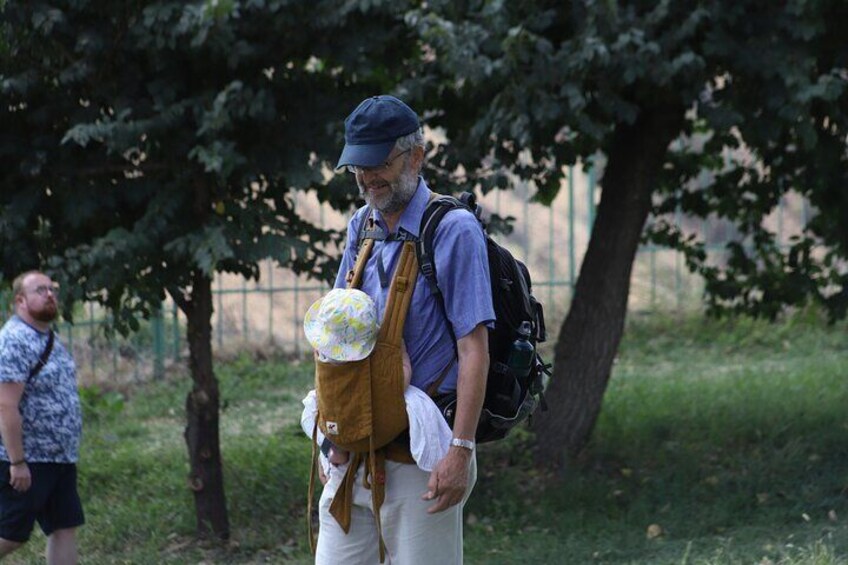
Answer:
[{"left": 27, "top": 329, "right": 55, "bottom": 386}]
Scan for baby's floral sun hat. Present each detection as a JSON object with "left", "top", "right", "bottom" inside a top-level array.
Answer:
[{"left": 303, "top": 288, "right": 380, "bottom": 362}]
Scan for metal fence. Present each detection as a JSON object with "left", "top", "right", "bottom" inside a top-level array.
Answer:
[{"left": 3, "top": 166, "right": 808, "bottom": 386}]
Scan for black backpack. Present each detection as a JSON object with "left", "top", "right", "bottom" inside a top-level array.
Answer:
[
  {"left": 353, "top": 192, "right": 550, "bottom": 443},
  {"left": 416, "top": 192, "right": 550, "bottom": 443}
]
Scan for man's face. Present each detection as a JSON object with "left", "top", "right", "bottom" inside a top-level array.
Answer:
[
  {"left": 17, "top": 273, "right": 59, "bottom": 323},
  {"left": 355, "top": 147, "right": 419, "bottom": 216}
]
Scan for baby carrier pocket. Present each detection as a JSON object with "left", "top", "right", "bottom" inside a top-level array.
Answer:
[{"left": 315, "top": 356, "right": 373, "bottom": 449}]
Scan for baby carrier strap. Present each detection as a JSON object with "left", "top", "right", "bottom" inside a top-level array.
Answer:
[{"left": 376, "top": 240, "right": 418, "bottom": 346}]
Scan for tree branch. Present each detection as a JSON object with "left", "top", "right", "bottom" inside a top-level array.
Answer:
[{"left": 167, "top": 285, "right": 191, "bottom": 314}]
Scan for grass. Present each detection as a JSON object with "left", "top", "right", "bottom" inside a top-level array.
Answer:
[
  {"left": 465, "top": 309, "right": 847, "bottom": 564},
  {"left": 7, "top": 309, "right": 847, "bottom": 564}
]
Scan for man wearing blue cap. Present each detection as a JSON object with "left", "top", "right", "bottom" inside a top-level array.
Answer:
[{"left": 314, "top": 95, "right": 494, "bottom": 563}]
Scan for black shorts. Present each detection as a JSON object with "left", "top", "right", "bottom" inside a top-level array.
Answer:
[{"left": 0, "top": 462, "right": 85, "bottom": 543}]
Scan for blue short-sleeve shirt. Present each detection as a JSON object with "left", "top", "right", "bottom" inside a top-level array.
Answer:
[
  {"left": 335, "top": 178, "right": 495, "bottom": 392},
  {"left": 0, "top": 316, "right": 83, "bottom": 463}
]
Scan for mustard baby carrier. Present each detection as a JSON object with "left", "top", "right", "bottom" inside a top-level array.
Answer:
[{"left": 308, "top": 219, "right": 419, "bottom": 562}]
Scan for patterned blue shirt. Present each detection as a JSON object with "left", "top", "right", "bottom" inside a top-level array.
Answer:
[
  {"left": 0, "top": 316, "right": 82, "bottom": 463},
  {"left": 335, "top": 178, "right": 495, "bottom": 393}
]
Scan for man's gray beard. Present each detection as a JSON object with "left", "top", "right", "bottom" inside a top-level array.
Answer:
[{"left": 358, "top": 167, "right": 418, "bottom": 216}]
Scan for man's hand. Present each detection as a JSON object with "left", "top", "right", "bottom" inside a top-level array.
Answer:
[
  {"left": 422, "top": 446, "right": 472, "bottom": 513},
  {"left": 9, "top": 462, "right": 30, "bottom": 492}
]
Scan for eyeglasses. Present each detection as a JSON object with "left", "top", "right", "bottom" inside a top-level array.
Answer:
[
  {"left": 346, "top": 148, "right": 411, "bottom": 175},
  {"left": 32, "top": 285, "right": 60, "bottom": 297}
]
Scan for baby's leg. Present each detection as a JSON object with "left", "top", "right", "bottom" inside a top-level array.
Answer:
[
  {"left": 328, "top": 447, "right": 349, "bottom": 465},
  {"left": 401, "top": 340, "right": 412, "bottom": 388}
]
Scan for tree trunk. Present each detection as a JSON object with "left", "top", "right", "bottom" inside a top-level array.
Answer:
[
  {"left": 534, "top": 105, "right": 684, "bottom": 470},
  {"left": 182, "top": 270, "right": 230, "bottom": 539}
]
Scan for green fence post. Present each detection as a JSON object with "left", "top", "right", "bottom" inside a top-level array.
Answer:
[
  {"left": 88, "top": 303, "right": 96, "bottom": 379},
  {"left": 675, "top": 207, "right": 683, "bottom": 310},
  {"left": 568, "top": 166, "right": 576, "bottom": 291},
  {"left": 216, "top": 276, "right": 224, "bottom": 351},
  {"left": 522, "top": 180, "right": 530, "bottom": 264},
  {"left": 293, "top": 197, "right": 301, "bottom": 356},
  {"left": 242, "top": 278, "right": 248, "bottom": 338},
  {"left": 171, "top": 301, "right": 180, "bottom": 362},
  {"left": 548, "top": 201, "right": 555, "bottom": 308},
  {"left": 152, "top": 304, "right": 164, "bottom": 380},
  {"left": 294, "top": 272, "right": 301, "bottom": 356},
  {"left": 588, "top": 165, "right": 596, "bottom": 228},
  {"left": 650, "top": 245, "right": 657, "bottom": 307},
  {"left": 268, "top": 260, "right": 275, "bottom": 346}
]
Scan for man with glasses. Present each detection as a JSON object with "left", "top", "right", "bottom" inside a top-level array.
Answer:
[
  {"left": 0, "top": 271, "right": 84, "bottom": 564},
  {"left": 314, "top": 95, "right": 494, "bottom": 563}
]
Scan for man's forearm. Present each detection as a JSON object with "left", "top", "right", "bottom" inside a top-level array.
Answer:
[
  {"left": 452, "top": 324, "right": 489, "bottom": 441},
  {"left": 0, "top": 407, "right": 24, "bottom": 462}
]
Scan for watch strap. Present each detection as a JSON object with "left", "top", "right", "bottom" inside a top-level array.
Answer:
[{"left": 450, "top": 437, "right": 475, "bottom": 451}]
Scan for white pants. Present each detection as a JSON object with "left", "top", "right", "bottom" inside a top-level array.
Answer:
[{"left": 316, "top": 454, "right": 477, "bottom": 565}]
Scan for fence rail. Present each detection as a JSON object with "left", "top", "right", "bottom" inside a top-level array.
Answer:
[{"left": 3, "top": 167, "right": 807, "bottom": 387}]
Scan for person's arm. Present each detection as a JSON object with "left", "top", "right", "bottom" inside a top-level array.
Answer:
[
  {"left": 423, "top": 323, "right": 488, "bottom": 513},
  {"left": 401, "top": 340, "right": 412, "bottom": 388},
  {"left": 0, "top": 382, "right": 31, "bottom": 492}
]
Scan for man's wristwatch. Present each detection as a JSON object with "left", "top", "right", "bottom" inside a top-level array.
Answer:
[{"left": 450, "top": 438, "right": 475, "bottom": 451}]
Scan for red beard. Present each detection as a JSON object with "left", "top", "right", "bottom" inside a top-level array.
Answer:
[{"left": 30, "top": 301, "right": 58, "bottom": 323}]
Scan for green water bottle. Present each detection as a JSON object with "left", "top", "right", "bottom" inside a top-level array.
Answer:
[{"left": 507, "top": 321, "right": 534, "bottom": 381}]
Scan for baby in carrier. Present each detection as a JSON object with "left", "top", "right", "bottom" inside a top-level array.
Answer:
[{"left": 300, "top": 288, "right": 451, "bottom": 472}]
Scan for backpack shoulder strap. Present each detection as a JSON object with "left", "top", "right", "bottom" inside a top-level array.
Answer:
[
  {"left": 415, "top": 192, "right": 481, "bottom": 366},
  {"left": 416, "top": 194, "right": 467, "bottom": 296}
]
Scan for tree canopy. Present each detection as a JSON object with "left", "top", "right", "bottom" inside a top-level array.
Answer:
[
  {"left": 401, "top": 0, "right": 848, "bottom": 461},
  {"left": 405, "top": 0, "right": 848, "bottom": 322},
  {"left": 0, "top": 0, "right": 415, "bottom": 537},
  {"left": 1, "top": 0, "right": 418, "bottom": 323}
]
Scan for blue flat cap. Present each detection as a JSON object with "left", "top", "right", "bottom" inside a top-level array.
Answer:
[{"left": 336, "top": 95, "right": 420, "bottom": 170}]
